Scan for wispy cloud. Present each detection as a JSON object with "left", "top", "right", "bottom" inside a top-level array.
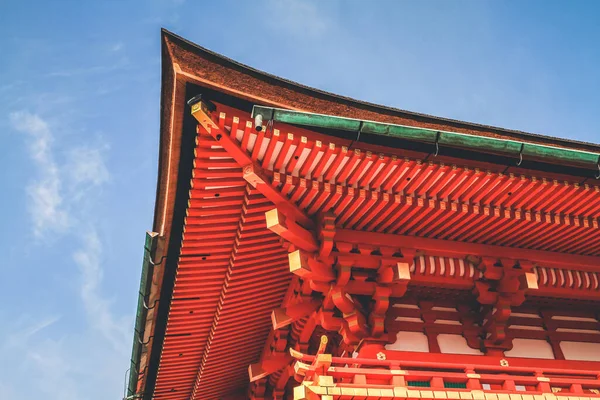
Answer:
[
  {"left": 74, "top": 230, "right": 130, "bottom": 353},
  {"left": 10, "top": 111, "right": 111, "bottom": 235},
  {"left": 7, "top": 315, "right": 61, "bottom": 348},
  {"left": 2, "top": 316, "right": 77, "bottom": 400},
  {"left": 19, "top": 315, "right": 60, "bottom": 340},
  {"left": 11, "top": 111, "right": 120, "bottom": 342},
  {"left": 2, "top": 311, "right": 126, "bottom": 400},
  {"left": 9, "top": 111, "right": 69, "bottom": 237},
  {"left": 64, "top": 145, "right": 110, "bottom": 202},
  {"left": 9, "top": 110, "right": 127, "bottom": 397},
  {"left": 26, "top": 340, "right": 80, "bottom": 400}
]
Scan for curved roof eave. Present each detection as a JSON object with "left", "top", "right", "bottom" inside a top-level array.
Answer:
[{"left": 161, "top": 28, "right": 600, "bottom": 154}]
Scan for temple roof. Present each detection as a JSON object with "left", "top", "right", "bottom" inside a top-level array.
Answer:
[{"left": 127, "top": 29, "right": 600, "bottom": 400}]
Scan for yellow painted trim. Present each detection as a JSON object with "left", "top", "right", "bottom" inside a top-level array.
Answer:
[
  {"left": 289, "top": 348, "right": 304, "bottom": 359},
  {"left": 307, "top": 385, "right": 327, "bottom": 395},
  {"left": 294, "top": 385, "right": 308, "bottom": 400},
  {"left": 317, "top": 375, "right": 335, "bottom": 387},
  {"left": 391, "top": 369, "right": 408, "bottom": 375},
  {"left": 327, "top": 387, "right": 341, "bottom": 396}
]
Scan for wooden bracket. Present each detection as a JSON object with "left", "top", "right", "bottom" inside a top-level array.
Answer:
[
  {"left": 266, "top": 208, "right": 319, "bottom": 252},
  {"left": 289, "top": 250, "right": 335, "bottom": 282},
  {"left": 249, "top": 353, "right": 292, "bottom": 382},
  {"left": 271, "top": 300, "right": 321, "bottom": 330}
]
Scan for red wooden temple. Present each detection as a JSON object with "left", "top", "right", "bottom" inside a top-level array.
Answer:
[{"left": 126, "top": 29, "right": 600, "bottom": 400}]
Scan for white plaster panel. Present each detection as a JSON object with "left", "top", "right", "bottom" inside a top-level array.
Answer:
[
  {"left": 560, "top": 341, "right": 600, "bottom": 361},
  {"left": 437, "top": 334, "right": 483, "bottom": 355},
  {"left": 385, "top": 331, "right": 430, "bottom": 352},
  {"left": 504, "top": 338, "right": 555, "bottom": 359}
]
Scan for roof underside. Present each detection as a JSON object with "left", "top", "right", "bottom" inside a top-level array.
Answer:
[
  {"left": 137, "top": 29, "right": 600, "bottom": 400},
  {"left": 148, "top": 101, "right": 600, "bottom": 399}
]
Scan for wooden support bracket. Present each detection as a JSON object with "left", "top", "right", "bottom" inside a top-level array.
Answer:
[
  {"left": 266, "top": 208, "right": 319, "bottom": 252},
  {"left": 289, "top": 250, "right": 335, "bottom": 282},
  {"left": 271, "top": 300, "right": 321, "bottom": 330},
  {"left": 249, "top": 353, "right": 292, "bottom": 382},
  {"left": 520, "top": 271, "right": 539, "bottom": 290}
]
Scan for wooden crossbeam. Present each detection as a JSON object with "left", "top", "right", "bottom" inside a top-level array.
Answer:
[{"left": 335, "top": 229, "right": 600, "bottom": 272}]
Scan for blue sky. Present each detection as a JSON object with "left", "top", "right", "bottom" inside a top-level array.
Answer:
[{"left": 1, "top": 1, "right": 599, "bottom": 399}]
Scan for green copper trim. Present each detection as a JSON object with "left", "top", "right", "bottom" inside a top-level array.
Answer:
[
  {"left": 522, "top": 143, "right": 599, "bottom": 165},
  {"left": 127, "top": 231, "right": 159, "bottom": 398},
  {"left": 252, "top": 106, "right": 600, "bottom": 168},
  {"left": 362, "top": 121, "right": 437, "bottom": 142},
  {"left": 263, "top": 108, "right": 362, "bottom": 132},
  {"left": 437, "top": 132, "right": 523, "bottom": 155}
]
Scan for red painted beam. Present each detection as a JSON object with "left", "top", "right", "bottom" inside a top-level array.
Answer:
[{"left": 335, "top": 229, "right": 600, "bottom": 271}]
